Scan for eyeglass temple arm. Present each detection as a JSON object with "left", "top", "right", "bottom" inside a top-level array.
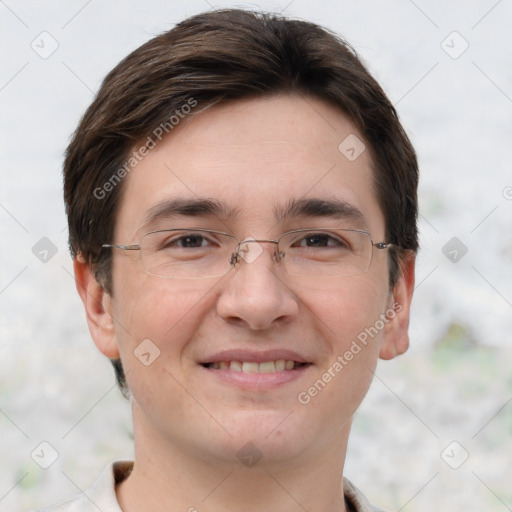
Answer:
[{"left": 102, "top": 243, "right": 141, "bottom": 251}]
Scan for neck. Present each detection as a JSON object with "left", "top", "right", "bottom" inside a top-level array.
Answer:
[{"left": 117, "top": 404, "right": 351, "bottom": 512}]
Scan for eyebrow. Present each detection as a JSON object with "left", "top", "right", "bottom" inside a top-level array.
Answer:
[
  {"left": 141, "top": 198, "right": 240, "bottom": 230},
  {"left": 274, "top": 197, "right": 368, "bottom": 229},
  {"left": 140, "top": 197, "right": 368, "bottom": 231}
]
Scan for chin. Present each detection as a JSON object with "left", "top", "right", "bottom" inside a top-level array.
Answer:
[{"left": 208, "top": 407, "right": 320, "bottom": 466}]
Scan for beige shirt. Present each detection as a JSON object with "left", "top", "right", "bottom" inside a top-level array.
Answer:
[{"left": 34, "top": 461, "right": 385, "bottom": 512}]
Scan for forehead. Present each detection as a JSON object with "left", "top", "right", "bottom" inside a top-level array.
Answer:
[{"left": 115, "top": 94, "right": 384, "bottom": 238}]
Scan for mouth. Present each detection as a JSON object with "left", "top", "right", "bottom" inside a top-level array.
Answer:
[
  {"left": 202, "top": 360, "right": 311, "bottom": 373},
  {"left": 198, "top": 350, "right": 312, "bottom": 390}
]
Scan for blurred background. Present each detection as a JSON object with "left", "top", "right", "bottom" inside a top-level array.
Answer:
[{"left": 1, "top": 1, "right": 511, "bottom": 510}]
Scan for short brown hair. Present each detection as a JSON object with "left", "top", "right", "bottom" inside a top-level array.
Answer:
[{"left": 64, "top": 8, "right": 419, "bottom": 396}]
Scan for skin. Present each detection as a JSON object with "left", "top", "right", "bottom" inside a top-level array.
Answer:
[{"left": 74, "top": 94, "right": 415, "bottom": 512}]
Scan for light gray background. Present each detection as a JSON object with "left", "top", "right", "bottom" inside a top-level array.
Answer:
[{"left": 1, "top": 1, "right": 511, "bottom": 511}]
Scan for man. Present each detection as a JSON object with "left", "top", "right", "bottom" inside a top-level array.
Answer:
[{"left": 39, "top": 8, "right": 418, "bottom": 512}]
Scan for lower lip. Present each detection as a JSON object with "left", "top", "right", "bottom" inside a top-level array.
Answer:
[{"left": 199, "top": 364, "right": 311, "bottom": 390}]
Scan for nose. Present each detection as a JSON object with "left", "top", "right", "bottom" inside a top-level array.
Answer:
[{"left": 216, "top": 240, "right": 299, "bottom": 330}]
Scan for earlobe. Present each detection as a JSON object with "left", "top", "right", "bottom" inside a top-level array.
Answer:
[
  {"left": 379, "top": 252, "right": 416, "bottom": 360},
  {"left": 73, "top": 255, "right": 120, "bottom": 359}
]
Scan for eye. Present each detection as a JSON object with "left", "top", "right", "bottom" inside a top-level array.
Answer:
[
  {"left": 293, "top": 232, "right": 350, "bottom": 249},
  {"left": 155, "top": 231, "right": 219, "bottom": 250},
  {"left": 165, "top": 234, "right": 210, "bottom": 248}
]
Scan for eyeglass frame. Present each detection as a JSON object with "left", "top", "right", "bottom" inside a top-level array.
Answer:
[{"left": 101, "top": 227, "right": 396, "bottom": 279}]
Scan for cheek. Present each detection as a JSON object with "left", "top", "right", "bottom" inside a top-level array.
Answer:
[
  {"left": 300, "top": 273, "right": 388, "bottom": 348},
  {"left": 111, "top": 264, "right": 215, "bottom": 352},
  {"left": 297, "top": 275, "right": 388, "bottom": 405},
  {"left": 111, "top": 276, "right": 216, "bottom": 399}
]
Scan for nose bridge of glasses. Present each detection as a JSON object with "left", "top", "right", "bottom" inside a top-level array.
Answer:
[{"left": 232, "top": 237, "right": 281, "bottom": 265}]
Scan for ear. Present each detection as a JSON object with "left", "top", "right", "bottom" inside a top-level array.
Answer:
[
  {"left": 379, "top": 252, "right": 415, "bottom": 360},
  {"left": 73, "top": 254, "right": 120, "bottom": 359}
]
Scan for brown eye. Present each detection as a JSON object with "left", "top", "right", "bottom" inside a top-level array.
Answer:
[
  {"left": 165, "top": 234, "right": 209, "bottom": 249},
  {"left": 293, "top": 233, "right": 349, "bottom": 249}
]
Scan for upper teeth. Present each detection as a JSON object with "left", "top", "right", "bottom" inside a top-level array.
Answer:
[{"left": 208, "top": 360, "right": 297, "bottom": 373}]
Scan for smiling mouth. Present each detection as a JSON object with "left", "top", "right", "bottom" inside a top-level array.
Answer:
[{"left": 202, "top": 360, "right": 310, "bottom": 373}]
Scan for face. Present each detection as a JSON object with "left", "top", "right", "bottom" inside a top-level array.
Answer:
[{"left": 80, "top": 94, "right": 413, "bottom": 469}]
